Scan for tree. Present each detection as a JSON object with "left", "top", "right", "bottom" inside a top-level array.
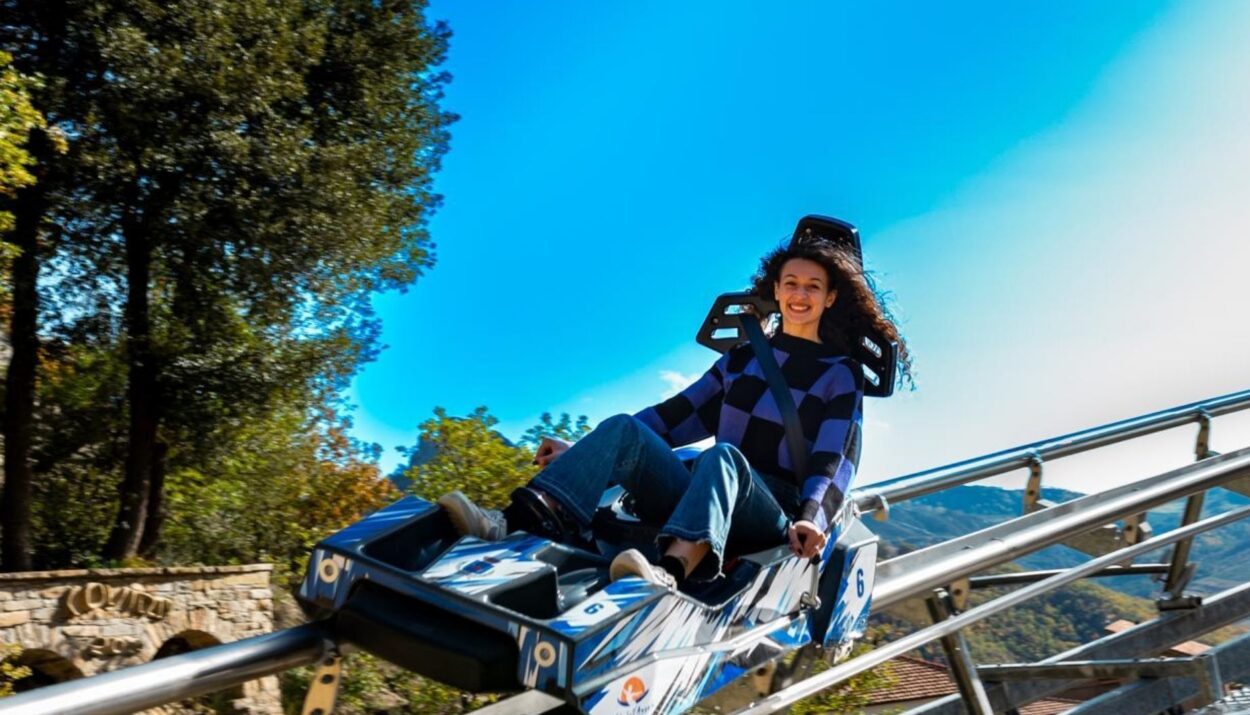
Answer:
[
  {"left": 400, "top": 409, "right": 595, "bottom": 510},
  {"left": 0, "top": 50, "right": 49, "bottom": 235},
  {"left": 401, "top": 407, "right": 539, "bottom": 510},
  {"left": 0, "top": 0, "right": 454, "bottom": 563},
  {"left": 0, "top": 46, "right": 64, "bottom": 571},
  {"left": 520, "top": 412, "right": 591, "bottom": 448},
  {"left": 156, "top": 406, "right": 397, "bottom": 578}
]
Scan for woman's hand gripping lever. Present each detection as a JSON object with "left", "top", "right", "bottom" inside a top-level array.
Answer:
[{"left": 791, "top": 520, "right": 828, "bottom": 610}]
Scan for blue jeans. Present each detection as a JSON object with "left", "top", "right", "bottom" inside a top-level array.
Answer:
[{"left": 530, "top": 414, "right": 797, "bottom": 580}]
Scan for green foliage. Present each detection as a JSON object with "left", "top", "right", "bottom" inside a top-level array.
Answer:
[
  {"left": 520, "top": 412, "right": 591, "bottom": 447},
  {"left": 400, "top": 406, "right": 541, "bottom": 510},
  {"left": 0, "top": 50, "right": 48, "bottom": 233},
  {"left": 960, "top": 575, "right": 1156, "bottom": 663},
  {"left": 786, "top": 642, "right": 897, "bottom": 715},
  {"left": 28, "top": 0, "right": 453, "bottom": 335},
  {"left": 158, "top": 407, "right": 396, "bottom": 581},
  {"left": 2, "top": 0, "right": 454, "bottom": 560},
  {"left": 282, "top": 652, "right": 506, "bottom": 715},
  {"left": 28, "top": 343, "right": 129, "bottom": 568},
  {"left": 0, "top": 643, "right": 31, "bottom": 698}
]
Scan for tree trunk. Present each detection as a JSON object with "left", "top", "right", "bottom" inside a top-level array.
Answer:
[
  {"left": 104, "top": 193, "right": 159, "bottom": 561},
  {"left": 0, "top": 170, "right": 47, "bottom": 572},
  {"left": 137, "top": 441, "right": 168, "bottom": 558}
]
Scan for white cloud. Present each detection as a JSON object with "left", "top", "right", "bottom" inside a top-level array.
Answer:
[
  {"left": 864, "top": 417, "right": 891, "bottom": 434},
  {"left": 659, "top": 370, "right": 700, "bottom": 399}
]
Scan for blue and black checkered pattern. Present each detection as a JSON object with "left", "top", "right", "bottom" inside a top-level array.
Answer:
[{"left": 635, "top": 332, "right": 864, "bottom": 533}]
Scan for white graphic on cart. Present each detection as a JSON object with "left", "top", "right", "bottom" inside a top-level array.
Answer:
[{"left": 421, "top": 537, "right": 548, "bottom": 595}]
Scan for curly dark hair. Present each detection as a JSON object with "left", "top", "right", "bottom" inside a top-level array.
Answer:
[{"left": 749, "top": 240, "right": 914, "bottom": 387}]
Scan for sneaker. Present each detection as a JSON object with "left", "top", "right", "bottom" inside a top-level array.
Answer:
[
  {"left": 437, "top": 491, "right": 507, "bottom": 541},
  {"left": 609, "top": 549, "right": 678, "bottom": 589}
]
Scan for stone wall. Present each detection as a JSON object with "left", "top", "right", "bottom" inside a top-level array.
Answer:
[{"left": 0, "top": 564, "right": 282, "bottom": 714}]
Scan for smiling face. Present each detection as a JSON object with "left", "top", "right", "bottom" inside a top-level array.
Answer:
[{"left": 774, "top": 257, "right": 836, "bottom": 341}]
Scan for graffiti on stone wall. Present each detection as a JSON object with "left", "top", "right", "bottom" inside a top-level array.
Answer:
[
  {"left": 62, "top": 582, "right": 173, "bottom": 620},
  {"left": 83, "top": 636, "right": 144, "bottom": 658}
]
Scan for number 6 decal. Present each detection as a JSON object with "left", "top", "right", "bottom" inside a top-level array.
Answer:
[{"left": 856, "top": 568, "right": 865, "bottom": 598}]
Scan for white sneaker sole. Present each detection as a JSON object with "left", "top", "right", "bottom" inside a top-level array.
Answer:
[{"left": 609, "top": 549, "right": 675, "bottom": 588}]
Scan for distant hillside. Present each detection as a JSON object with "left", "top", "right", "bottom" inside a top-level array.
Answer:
[
  {"left": 868, "top": 484, "right": 1250, "bottom": 663},
  {"left": 871, "top": 484, "right": 1250, "bottom": 599},
  {"left": 871, "top": 565, "right": 1159, "bottom": 664}
]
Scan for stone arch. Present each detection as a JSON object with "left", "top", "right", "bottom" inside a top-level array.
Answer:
[
  {"left": 152, "top": 631, "right": 245, "bottom": 710},
  {"left": 0, "top": 564, "right": 280, "bottom": 711},
  {"left": 12, "top": 649, "right": 84, "bottom": 693},
  {"left": 153, "top": 629, "right": 223, "bottom": 660}
]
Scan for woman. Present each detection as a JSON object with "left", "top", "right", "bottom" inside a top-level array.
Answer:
[{"left": 439, "top": 235, "right": 910, "bottom": 589}]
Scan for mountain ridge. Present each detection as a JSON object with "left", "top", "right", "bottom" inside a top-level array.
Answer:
[{"left": 871, "top": 483, "right": 1250, "bottom": 599}]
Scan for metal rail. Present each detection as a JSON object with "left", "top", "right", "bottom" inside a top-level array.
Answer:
[
  {"left": 967, "top": 563, "right": 1169, "bottom": 588},
  {"left": 854, "top": 388, "right": 1250, "bottom": 515},
  {"left": 1063, "top": 631, "right": 1250, "bottom": 715},
  {"left": 873, "top": 447, "right": 1250, "bottom": 609},
  {"left": 730, "top": 504, "right": 1250, "bottom": 715},
  {"left": 6, "top": 390, "right": 1250, "bottom": 715},
  {"left": 912, "top": 580, "right": 1250, "bottom": 714},
  {"left": 0, "top": 623, "right": 334, "bottom": 715}
]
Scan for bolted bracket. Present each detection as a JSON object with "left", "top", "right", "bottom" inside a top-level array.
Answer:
[
  {"left": 302, "top": 653, "right": 343, "bottom": 715},
  {"left": 1022, "top": 453, "right": 1045, "bottom": 514},
  {"left": 1156, "top": 593, "right": 1204, "bottom": 611},
  {"left": 1229, "top": 474, "right": 1250, "bottom": 499},
  {"left": 947, "top": 578, "right": 972, "bottom": 613},
  {"left": 873, "top": 494, "right": 891, "bottom": 522},
  {"left": 1024, "top": 451, "right": 1151, "bottom": 560},
  {"left": 1195, "top": 409, "right": 1214, "bottom": 460},
  {"left": 749, "top": 660, "right": 778, "bottom": 698}
]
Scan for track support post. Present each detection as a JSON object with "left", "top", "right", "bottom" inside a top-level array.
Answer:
[
  {"left": 301, "top": 653, "right": 343, "bottom": 715},
  {"left": 926, "top": 588, "right": 993, "bottom": 715},
  {"left": 1159, "top": 410, "right": 1221, "bottom": 609}
]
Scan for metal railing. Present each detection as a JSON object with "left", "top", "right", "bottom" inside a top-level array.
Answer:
[
  {"left": 753, "top": 389, "right": 1250, "bottom": 715},
  {"left": 5, "top": 389, "right": 1250, "bottom": 715},
  {"left": 732, "top": 503, "right": 1250, "bottom": 714},
  {"left": 873, "top": 447, "right": 1250, "bottom": 609},
  {"left": 0, "top": 623, "right": 334, "bottom": 715},
  {"left": 854, "top": 388, "right": 1250, "bottom": 515}
]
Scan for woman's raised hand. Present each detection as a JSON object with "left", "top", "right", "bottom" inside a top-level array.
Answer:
[
  {"left": 788, "top": 520, "right": 827, "bottom": 559},
  {"left": 533, "top": 437, "right": 572, "bottom": 468}
]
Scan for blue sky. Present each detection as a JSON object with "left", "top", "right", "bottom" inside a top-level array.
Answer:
[{"left": 349, "top": 1, "right": 1250, "bottom": 491}]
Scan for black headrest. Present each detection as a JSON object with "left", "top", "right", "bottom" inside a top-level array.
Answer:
[{"left": 790, "top": 215, "right": 863, "bottom": 267}]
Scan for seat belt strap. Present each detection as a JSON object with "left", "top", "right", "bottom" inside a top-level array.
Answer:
[{"left": 740, "top": 319, "right": 809, "bottom": 481}]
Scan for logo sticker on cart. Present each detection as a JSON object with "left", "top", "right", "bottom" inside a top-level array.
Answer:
[{"left": 617, "top": 676, "right": 648, "bottom": 706}]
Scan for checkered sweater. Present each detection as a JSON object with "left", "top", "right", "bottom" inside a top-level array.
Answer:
[{"left": 634, "top": 333, "right": 864, "bottom": 533}]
